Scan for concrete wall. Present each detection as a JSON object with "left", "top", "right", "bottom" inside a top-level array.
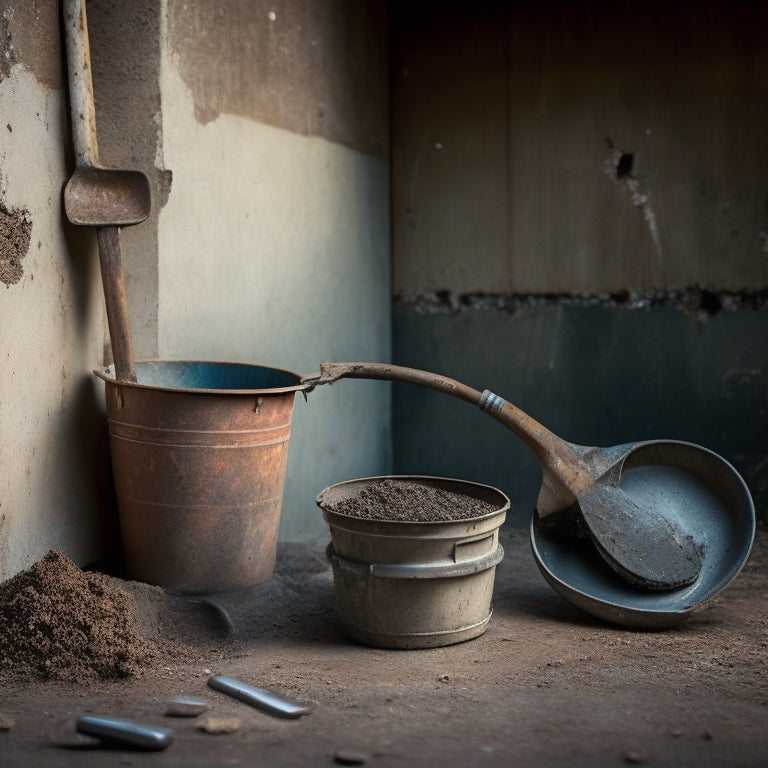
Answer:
[
  {"left": 157, "top": 0, "right": 391, "bottom": 539},
  {"left": 392, "top": 0, "right": 768, "bottom": 294},
  {"left": 3, "top": 0, "right": 764, "bottom": 585},
  {"left": 0, "top": 0, "right": 390, "bottom": 580},
  {"left": 390, "top": 0, "right": 768, "bottom": 522},
  {"left": 0, "top": 1, "right": 115, "bottom": 579}
]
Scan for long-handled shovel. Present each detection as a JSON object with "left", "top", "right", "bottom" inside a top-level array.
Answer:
[
  {"left": 62, "top": 0, "right": 149, "bottom": 383},
  {"left": 305, "top": 362, "right": 705, "bottom": 591}
]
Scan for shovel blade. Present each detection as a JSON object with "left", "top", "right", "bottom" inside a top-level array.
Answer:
[
  {"left": 577, "top": 482, "right": 703, "bottom": 590},
  {"left": 65, "top": 167, "right": 150, "bottom": 227}
]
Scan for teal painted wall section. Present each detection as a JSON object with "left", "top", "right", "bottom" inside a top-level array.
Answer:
[{"left": 392, "top": 305, "right": 767, "bottom": 525}]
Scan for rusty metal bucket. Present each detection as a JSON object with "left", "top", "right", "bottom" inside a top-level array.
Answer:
[{"left": 95, "top": 360, "right": 307, "bottom": 594}]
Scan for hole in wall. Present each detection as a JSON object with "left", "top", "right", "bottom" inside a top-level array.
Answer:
[{"left": 616, "top": 152, "right": 634, "bottom": 179}]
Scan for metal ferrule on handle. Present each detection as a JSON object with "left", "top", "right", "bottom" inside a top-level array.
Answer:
[{"left": 479, "top": 389, "right": 505, "bottom": 415}]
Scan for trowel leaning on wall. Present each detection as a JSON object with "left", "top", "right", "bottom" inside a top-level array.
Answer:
[{"left": 63, "top": 0, "right": 149, "bottom": 383}]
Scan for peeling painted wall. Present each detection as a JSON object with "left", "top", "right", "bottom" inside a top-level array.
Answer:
[
  {"left": 1, "top": 2, "right": 112, "bottom": 579},
  {"left": 0, "top": 202, "right": 31, "bottom": 285},
  {"left": 158, "top": 0, "right": 391, "bottom": 539},
  {"left": 0, "top": 0, "right": 390, "bottom": 579}
]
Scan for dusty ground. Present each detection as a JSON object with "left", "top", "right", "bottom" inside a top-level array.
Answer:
[{"left": 1, "top": 526, "right": 766, "bottom": 767}]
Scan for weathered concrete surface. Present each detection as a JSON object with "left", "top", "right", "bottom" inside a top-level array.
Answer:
[
  {"left": 0, "top": 2, "right": 111, "bottom": 580},
  {"left": 157, "top": 0, "right": 391, "bottom": 540},
  {"left": 391, "top": 0, "right": 768, "bottom": 294}
]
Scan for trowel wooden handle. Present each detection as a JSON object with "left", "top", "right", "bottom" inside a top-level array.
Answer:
[{"left": 311, "top": 362, "right": 595, "bottom": 511}]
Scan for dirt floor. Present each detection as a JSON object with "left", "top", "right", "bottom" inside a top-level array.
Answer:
[{"left": 1, "top": 526, "right": 766, "bottom": 767}]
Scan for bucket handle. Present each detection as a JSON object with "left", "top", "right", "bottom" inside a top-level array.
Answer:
[
  {"left": 454, "top": 533, "right": 497, "bottom": 563},
  {"left": 326, "top": 543, "right": 504, "bottom": 580}
]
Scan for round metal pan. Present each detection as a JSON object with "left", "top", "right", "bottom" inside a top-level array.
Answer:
[{"left": 529, "top": 440, "right": 756, "bottom": 629}]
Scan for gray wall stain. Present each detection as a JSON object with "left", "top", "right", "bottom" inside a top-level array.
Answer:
[
  {"left": 391, "top": 0, "right": 768, "bottom": 294},
  {"left": 0, "top": 202, "right": 31, "bottom": 285},
  {"left": 166, "top": 0, "right": 388, "bottom": 157},
  {"left": 604, "top": 142, "right": 667, "bottom": 284},
  {"left": 2, "top": 1, "right": 63, "bottom": 88}
]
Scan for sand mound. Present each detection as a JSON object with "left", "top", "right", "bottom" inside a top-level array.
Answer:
[{"left": 0, "top": 550, "right": 159, "bottom": 681}]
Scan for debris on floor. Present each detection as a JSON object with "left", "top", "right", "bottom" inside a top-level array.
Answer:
[
  {"left": 0, "top": 531, "right": 765, "bottom": 766},
  {"left": 165, "top": 696, "right": 209, "bottom": 717},
  {"left": 197, "top": 716, "right": 242, "bottom": 735},
  {"left": 0, "top": 550, "right": 158, "bottom": 681}
]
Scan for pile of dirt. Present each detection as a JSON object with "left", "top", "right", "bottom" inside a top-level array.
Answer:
[
  {"left": 0, "top": 550, "right": 159, "bottom": 682},
  {"left": 324, "top": 479, "right": 499, "bottom": 522}
]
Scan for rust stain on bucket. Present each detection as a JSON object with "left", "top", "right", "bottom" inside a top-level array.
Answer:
[{"left": 97, "top": 361, "right": 306, "bottom": 594}]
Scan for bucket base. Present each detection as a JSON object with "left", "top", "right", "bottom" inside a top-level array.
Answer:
[{"left": 336, "top": 611, "right": 493, "bottom": 650}]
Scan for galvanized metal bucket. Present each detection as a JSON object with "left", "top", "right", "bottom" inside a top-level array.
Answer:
[
  {"left": 95, "top": 360, "right": 307, "bottom": 594},
  {"left": 317, "top": 476, "right": 509, "bottom": 649}
]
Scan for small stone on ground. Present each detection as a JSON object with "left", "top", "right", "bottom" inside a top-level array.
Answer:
[{"left": 197, "top": 716, "right": 241, "bottom": 734}]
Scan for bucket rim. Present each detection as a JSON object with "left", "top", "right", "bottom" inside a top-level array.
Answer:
[
  {"left": 94, "top": 359, "right": 310, "bottom": 395},
  {"left": 316, "top": 474, "right": 510, "bottom": 527}
]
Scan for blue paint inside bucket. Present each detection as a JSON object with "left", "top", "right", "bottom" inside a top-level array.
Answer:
[{"left": 99, "top": 360, "right": 305, "bottom": 393}]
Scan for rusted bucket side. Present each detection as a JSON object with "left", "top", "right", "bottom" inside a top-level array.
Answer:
[{"left": 100, "top": 362, "right": 302, "bottom": 594}]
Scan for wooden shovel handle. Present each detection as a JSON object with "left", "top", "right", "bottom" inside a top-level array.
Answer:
[
  {"left": 64, "top": 0, "right": 100, "bottom": 169},
  {"left": 313, "top": 362, "right": 578, "bottom": 467},
  {"left": 97, "top": 227, "right": 136, "bottom": 383}
]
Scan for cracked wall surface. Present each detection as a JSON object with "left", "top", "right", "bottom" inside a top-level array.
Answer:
[
  {"left": 396, "top": 288, "right": 768, "bottom": 322},
  {"left": 391, "top": 0, "right": 768, "bottom": 296},
  {"left": 1, "top": 2, "right": 110, "bottom": 580}
]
